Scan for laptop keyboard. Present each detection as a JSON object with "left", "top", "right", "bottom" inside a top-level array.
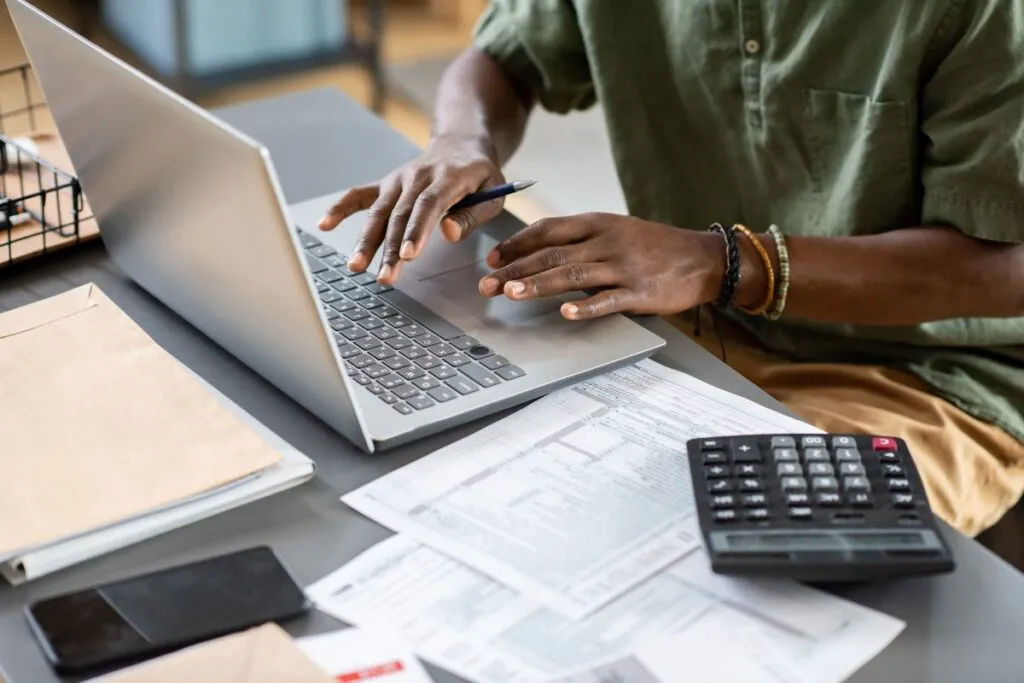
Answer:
[{"left": 297, "top": 228, "right": 526, "bottom": 415}]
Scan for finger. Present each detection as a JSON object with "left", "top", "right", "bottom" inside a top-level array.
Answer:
[
  {"left": 347, "top": 182, "right": 400, "bottom": 272},
  {"left": 319, "top": 184, "right": 378, "bottom": 231},
  {"left": 488, "top": 216, "right": 595, "bottom": 268},
  {"left": 378, "top": 176, "right": 433, "bottom": 283},
  {"left": 503, "top": 263, "right": 620, "bottom": 300},
  {"left": 478, "top": 244, "right": 597, "bottom": 296},
  {"left": 405, "top": 170, "right": 500, "bottom": 257},
  {"left": 561, "top": 288, "right": 635, "bottom": 320},
  {"left": 441, "top": 193, "right": 504, "bottom": 243}
]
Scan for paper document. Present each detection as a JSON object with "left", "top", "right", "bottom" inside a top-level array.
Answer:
[
  {"left": 342, "top": 359, "right": 815, "bottom": 617},
  {"left": 298, "top": 628, "right": 434, "bottom": 682},
  {"left": 308, "top": 536, "right": 903, "bottom": 683}
]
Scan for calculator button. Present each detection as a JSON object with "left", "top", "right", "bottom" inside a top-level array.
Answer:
[
  {"left": 773, "top": 448, "right": 799, "bottom": 462},
  {"left": 833, "top": 448, "right": 862, "bottom": 462},
  {"left": 746, "top": 508, "right": 770, "bottom": 521},
  {"left": 785, "top": 492, "right": 810, "bottom": 506},
  {"left": 777, "top": 462, "right": 802, "bottom": 477},
  {"left": 710, "top": 495, "right": 736, "bottom": 509},
  {"left": 736, "top": 464, "right": 762, "bottom": 477},
  {"left": 712, "top": 509, "right": 739, "bottom": 522},
  {"left": 732, "top": 440, "right": 761, "bottom": 462},
  {"left": 831, "top": 435, "right": 858, "bottom": 449},
  {"left": 739, "top": 478, "right": 764, "bottom": 492},
  {"left": 742, "top": 493, "right": 767, "bottom": 507},
  {"left": 702, "top": 451, "right": 728, "bottom": 465},
  {"left": 705, "top": 465, "right": 730, "bottom": 479},
  {"left": 891, "top": 493, "right": 916, "bottom": 508},
  {"left": 807, "top": 462, "right": 834, "bottom": 476},
  {"left": 872, "top": 436, "right": 898, "bottom": 451},
  {"left": 849, "top": 492, "right": 874, "bottom": 507},
  {"left": 801, "top": 436, "right": 827, "bottom": 448},
  {"left": 803, "top": 448, "right": 830, "bottom": 463},
  {"left": 816, "top": 492, "right": 843, "bottom": 506},
  {"left": 708, "top": 480, "right": 734, "bottom": 493},
  {"left": 843, "top": 476, "right": 871, "bottom": 492},
  {"left": 770, "top": 436, "right": 796, "bottom": 449},
  {"left": 789, "top": 507, "right": 813, "bottom": 520},
  {"left": 812, "top": 476, "right": 839, "bottom": 491},
  {"left": 887, "top": 478, "right": 911, "bottom": 492},
  {"left": 700, "top": 439, "right": 727, "bottom": 451},
  {"left": 781, "top": 477, "right": 807, "bottom": 491},
  {"left": 838, "top": 462, "right": 866, "bottom": 477},
  {"left": 882, "top": 463, "right": 906, "bottom": 477},
  {"left": 878, "top": 451, "right": 900, "bottom": 463}
]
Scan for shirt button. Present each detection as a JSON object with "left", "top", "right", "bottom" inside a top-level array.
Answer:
[{"left": 744, "top": 39, "right": 761, "bottom": 55}]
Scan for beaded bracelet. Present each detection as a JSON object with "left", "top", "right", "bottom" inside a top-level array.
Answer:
[
  {"left": 766, "top": 224, "right": 790, "bottom": 320},
  {"left": 709, "top": 223, "right": 740, "bottom": 309},
  {"left": 731, "top": 223, "right": 776, "bottom": 316}
]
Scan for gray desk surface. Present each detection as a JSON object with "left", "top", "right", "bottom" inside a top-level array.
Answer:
[{"left": 1, "top": 87, "right": 1020, "bottom": 683}]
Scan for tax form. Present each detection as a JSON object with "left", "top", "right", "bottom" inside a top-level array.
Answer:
[
  {"left": 342, "top": 360, "right": 816, "bottom": 617},
  {"left": 307, "top": 536, "right": 905, "bottom": 683}
]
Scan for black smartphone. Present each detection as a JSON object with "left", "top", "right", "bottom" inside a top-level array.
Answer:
[{"left": 25, "top": 546, "right": 311, "bottom": 673}]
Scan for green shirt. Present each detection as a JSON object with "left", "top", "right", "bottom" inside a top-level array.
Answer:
[{"left": 474, "top": 0, "right": 1024, "bottom": 443}]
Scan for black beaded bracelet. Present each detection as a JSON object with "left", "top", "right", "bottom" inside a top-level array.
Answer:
[{"left": 709, "top": 223, "right": 741, "bottom": 308}]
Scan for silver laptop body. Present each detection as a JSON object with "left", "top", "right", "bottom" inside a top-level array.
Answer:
[{"left": 9, "top": 0, "right": 665, "bottom": 453}]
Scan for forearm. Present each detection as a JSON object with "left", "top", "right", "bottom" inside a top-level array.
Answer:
[
  {"left": 432, "top": 47, "right": 534, "bottom": 165},
  {"left": 735, "top": 226, "right": 1024, "bottom": 325}
]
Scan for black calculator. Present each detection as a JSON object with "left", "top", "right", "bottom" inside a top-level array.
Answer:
[{"left": 687, "top": 434, "right": 955, "bottom": 582}]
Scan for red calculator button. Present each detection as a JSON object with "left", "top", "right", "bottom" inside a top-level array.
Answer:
[{"left": 872, "top": 437, "right": 897, "bottom": 451}]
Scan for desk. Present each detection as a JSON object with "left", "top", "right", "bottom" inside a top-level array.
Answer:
[{"left": 0, "top": 87, "right": 1020, "bottom": 683}]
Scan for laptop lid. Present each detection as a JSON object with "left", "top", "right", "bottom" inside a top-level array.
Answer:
[{"left": 7, "top": 0, "right": 373, "bottom": 452}]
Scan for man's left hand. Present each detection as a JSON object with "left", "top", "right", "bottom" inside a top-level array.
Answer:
[{"left": 478, "top": 213, "right": 725, "bottom": 320}]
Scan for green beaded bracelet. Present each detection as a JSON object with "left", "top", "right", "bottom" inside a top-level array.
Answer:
[{"left": 766, "top": 224, "right": 790, "bottom": 320}]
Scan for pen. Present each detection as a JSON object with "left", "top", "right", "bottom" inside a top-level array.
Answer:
[{"left": 448, "top": 179, "right": 536, "bottom": 212}]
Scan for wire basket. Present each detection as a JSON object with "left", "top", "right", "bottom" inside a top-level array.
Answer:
[{"left": 0, "top": 63, "right": 97, "bottom": 268}]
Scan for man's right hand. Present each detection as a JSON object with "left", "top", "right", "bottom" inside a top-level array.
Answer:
[{"left": 318, "top": 135, "right": 506, "bottom": 285}]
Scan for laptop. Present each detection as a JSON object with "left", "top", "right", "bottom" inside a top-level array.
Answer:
[{"left": 9, "top": 0, "right": 665, "bottom": 453}]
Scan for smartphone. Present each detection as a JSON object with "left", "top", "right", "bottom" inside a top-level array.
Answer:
[{"left": 25, "top": 546, "right": 311, "bottom": 673}]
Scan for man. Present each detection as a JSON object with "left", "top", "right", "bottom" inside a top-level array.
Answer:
[{"left": 319, "top": 0, "right": 1024, "bottom": 541}]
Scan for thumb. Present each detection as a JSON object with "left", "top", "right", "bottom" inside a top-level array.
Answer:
[{"left": 441, "top": 197, "right": 504, "bottom": 242}]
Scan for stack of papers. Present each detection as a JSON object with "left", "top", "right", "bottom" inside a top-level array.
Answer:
[
  {"left": 0, "top": 285, "right": 315, "bottom": 584},
  {"left": 309, "top": 360, "right": 906, "bottom": 682}
]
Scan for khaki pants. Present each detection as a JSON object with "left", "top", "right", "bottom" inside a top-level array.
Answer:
[{"left": 667, "top": 313, "right": 1024, "bottom": 538}]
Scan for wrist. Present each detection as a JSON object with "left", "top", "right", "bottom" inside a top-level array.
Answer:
[
  {"left": 428, "top": 132, "right": 499, "bottom": 164},
  {"left": 734, "top": 232, "right": 778, "bottom": 311}
]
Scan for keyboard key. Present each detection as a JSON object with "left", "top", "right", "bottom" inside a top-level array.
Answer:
[
  {"left": 324, "top": 309, "right": 341, "bottom": 321},
  {"left": 393, "top": 383, "right": 420, "bottom": 400},
  {"left": 849, "top": 492, "right": 874, "bottom": 507},
  {"left": 735, "top": 464, "right": 761, "bottom": 477},
  {"left": 816, "top": 492, "right": 843, "bottom": 506},
  {"left": 361, "top": 298, "right": 384, "bottom": 310},
  {"left": 388, "top": 315, "right": 412, "bottom": 328},
  {"left": 812, "top": 476, "right": 839, "bottom": 491},
  {"left": 349, "top": 354, "right": 374, "bottom": 369},
  {"left": 781, "top": 477, "right": 807, "bottom": 491},
  {"left": 460, "top": 363, "right": 500, "bottom": 388},
  {"left": 878, "top": 451, "right": 900, "bottom": 463},
  {"left": 803, "top": 448, "right": 829, "bottom": 462},
  {"left": 446, "top": 376, "right": 480, "bottom": 395},
  {"left": 770, "top": 436, "right": 796, "bottom": 449},
  {"left": 378, "top": 374, "right": 404, "bottom": 389},
  {"left": 432, "top": 343, "right": 456, "bottom": 357},
  {"left": 377, "top": 392, "right": 397, "bottom": 405},
  {"left": 339, "top": 345, "right": 361, "bottom": 360},
  {"left": 387, "top": 337, "right": 414, "bottom": 350},
  {"left": 801, "top": 436, "right": 827, "bottom": 448},
  {"left": 360, "top": 318, "right": 385, "bottom": 331},
  {"left": 446, "top": 353, "right": 472, "bottom": 367},
  {"left": 712, "top": 509, "right": 738, "bottom": 522},
  {"left": 777, "top": 462, "right": 801, "bottom": 476},
  {"left": 742, "top": 493, "right": 767, "bottom": 507},
  {"left": 887, "top": 478, "right": 911, "bottom": 492},
  {"left": 496, "top": 365, "right": 526, "bottom": 381},
  {"left": 807, "top": 462, "right": 834, "bottom": 476},
  {"left": 352, "top": 272, "right": 377, "bottom": 286},
  {"left": 843, "top": 476, "right": 871, "bottom": 492},
  {"left": 739, "top": 478, "right": 763, "bottom": 492},
  {"left": 703, "top": 451, "right": 727, "bottom": 465},
  {"left": 774, "top": 448, "right": 799, "bottom": 462},
  {"left": 319, "top": 290, "right": 344, "bottom": 304},
  {"left": 366, "top": 282, "right": 392, "bottom": 294},
  {"left": 330, "top": 279, "right": 356, "bottom": 293},
  {"left": 891, "top": 493, "right": 915, "bottom": 508},
  {"left": 731, "top": 437, "right": 759, "bottom": 460},
  {"left": 316, "top": 281, "right": 330, "bottom": 294},
  {"left": 299, "top": 232, "right": 321, "bottom": 249},
  {"left": 401, "top": 324, "right": 427, "bottom": 338},
  {"left": 305, "top": 254, "right": 328, "bottom": 273},
  {"left": 416, "top": 356, "right": 443, "bottom": 370},
  {"left": 341, "top": 327, "right": 369, "bottom": 341},
  {"left": 413, "top": 377, "right": 441, "bottom": 391},
  {"left": 368, "top": 346, "right": 397, "bottom": 361},
  {"left": 711, "top": 495, "right": 735, "bottom": 509},
  {"left": 416, "top": 332, "right": 442, "bottom": 348},
  {"left": 398, "top": 366, "right": 426, "bottom": 381},
  {"left": 831, "top": 435, "right": 858, "bottom": 449},
  {"left": 882, "top": 463, "right": 906, "bottom": 478},
  {"left": 384, "top": 356, "right": 411, "bottom": 370},
  {"left": 375, "top": 306, "right": 399, "bottom": 319},
  {"left": 407, "top": 394, "right": 436, "bottom": 411},
  {"left": 373, "top": 327, "right": 399, "bottom": 341},
  {"left": 481, "top": 355, "right": 511, "bottom": 371},
  {"left": 355, "top": 337, "right": 383, "bottom": 350},
  {"left": 872, "top": 436, "right": 898, "bottom": 451},
  {"left": 363, "top": 363, "right": 389, "bottom": 379},
  {"left": 450, "top": 336, "right": 479, "bottom": 351},
  {"left": 789, "top": 507, "right": 813, "bottom": 520},
  {"left": 838, "top": 462, "right": 865, "bottom": 477},
  {"left": 467, "top": 345, "right": 493, "bottom": 359},
  {"left": 330, "top": 300, "right": 358, "bottom": 313},
  {"left": 331, "top": 318, "right": 353, "bottom": 331},
  {"left": 322, "top": 254, "right": 351, "bottom": 272},
  {"left": 351, "top": 373, "right": 370, "bottom": 386},
  {"left": 346, "top": 288, "right": 371, "bottom": 302},
  {"left": 705, "top": 465, "right": 730, "bottom": 479},
  {"left": 427, "top": 386, "right": 459, "bottom": 403},
  {"left": 708, "top": 480, "right": 733, "bottom": 493},
  {"left": 746, "top": 508, "right": 770, "bottom": 521},
  {"left": 401, "top": 346, "right": 428, "bottom": 360},
  {"left": 834, "top": 448, "right": 861, "bottom": 462},
  {"left": 785, "top": 492, "right": 810, "bottom": 506},
  {"left": 393, "top": 403, "right": 414, "bottom": 415},
  {"left": 430, "top": 365, "right": 457, "bottom": 379},
  {"left": 344, "top": 308, "right": 370, "bottom": 321},
  {"left": 378, "top": 289, "right": 465, "bottom": 339},
  {"left": 319, "top": 269, "right": 347, "bottom": 283},
  {"left": 309, "top": 244, "right": 336, "bottom": 258},
  {"left": 365, "top": 383, "right": 384, "bottom": 396}
]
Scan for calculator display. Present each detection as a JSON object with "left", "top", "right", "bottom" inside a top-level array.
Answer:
[{"left": 714, "top": 530, "right": 942, "bottom": 553}]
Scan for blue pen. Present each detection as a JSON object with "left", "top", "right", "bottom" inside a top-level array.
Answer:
[{"left": 448, "top": 179, "right": 537, "bottom": 212}]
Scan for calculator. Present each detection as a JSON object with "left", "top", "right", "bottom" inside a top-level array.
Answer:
[{"left": 687, "top": 434, "right": 955, "bottom": 582}]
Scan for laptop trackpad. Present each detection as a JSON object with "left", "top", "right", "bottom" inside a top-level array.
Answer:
[{"left": 418, "top": 260, "right": 564, "bottom": 327}]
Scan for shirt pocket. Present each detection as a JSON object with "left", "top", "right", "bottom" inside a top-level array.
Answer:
[{"left": 802, "top": 87, "right": 916, "bottom": 234}]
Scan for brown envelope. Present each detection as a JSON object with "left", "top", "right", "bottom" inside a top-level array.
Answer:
[
  {"left": 94, "top": 623, "right": 336, "bottom": 683},
  {"left": 0, "top": 284, "right": 282, "bottom": 557}
]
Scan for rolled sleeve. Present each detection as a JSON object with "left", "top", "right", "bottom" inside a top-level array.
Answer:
[
  {"left": 920, "top": 0, "right": 1024, "bottom": 243},
  {"left": 473, "top": 0, "right": 596, "bottom": 114}
]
